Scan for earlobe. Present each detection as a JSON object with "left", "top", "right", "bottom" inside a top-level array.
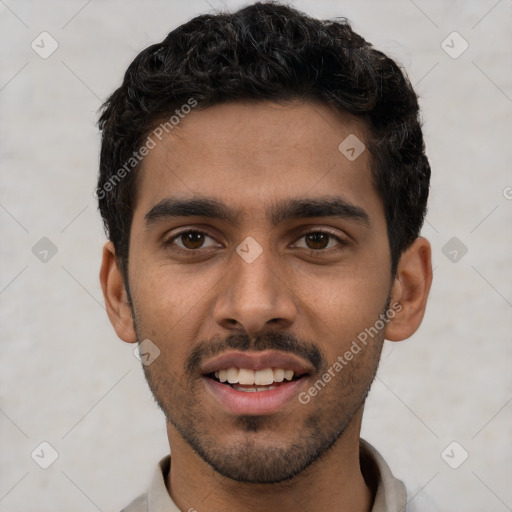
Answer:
[
  {"left": 99, "top": 241, "right": 137, "bottom": 343},
  {"left": 385, "top": 237, "right": 432, "bottom": 342}
]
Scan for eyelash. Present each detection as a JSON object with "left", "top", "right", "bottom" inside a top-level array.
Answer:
[{"left": 163, "top": 228, "right": 348, "bottom": 256}]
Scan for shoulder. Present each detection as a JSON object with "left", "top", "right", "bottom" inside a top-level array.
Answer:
[
  {"left": 119, "top": 455, "right": 172, "bottom": 512},
  {"left": 403, "top": 480, "right": 442, "bottom": 512},
  {"left": 119, "top": 492, "right": 148, "bottom": 512}
]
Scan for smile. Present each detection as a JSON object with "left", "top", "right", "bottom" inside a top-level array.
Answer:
[{"left": 201, "top": 351, "right": 312, "bottom": 414}]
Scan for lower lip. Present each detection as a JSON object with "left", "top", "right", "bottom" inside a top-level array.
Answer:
[{"left": 203, "top": 377, "right": 307, "bottom": 415}]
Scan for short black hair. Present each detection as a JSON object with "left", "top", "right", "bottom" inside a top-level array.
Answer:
[{"left": 97, "top": 0, "right": 430, "bottom": 279}]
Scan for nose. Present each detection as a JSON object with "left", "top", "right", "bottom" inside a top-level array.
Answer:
[{"left": 212, "top": 241, "right": 298, "bottom": 337}]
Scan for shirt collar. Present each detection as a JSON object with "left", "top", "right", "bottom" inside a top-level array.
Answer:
[{"left": 360, "top": 439, "right": 408, "bottom": 511}]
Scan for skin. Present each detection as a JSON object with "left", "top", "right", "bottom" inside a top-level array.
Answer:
[{"left": 100, "top": 100, "right": 432, "bottom": 512}]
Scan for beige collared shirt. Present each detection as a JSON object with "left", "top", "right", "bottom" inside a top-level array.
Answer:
[{"left": 121, "top": 439, "right": 412, "bottom": 512}]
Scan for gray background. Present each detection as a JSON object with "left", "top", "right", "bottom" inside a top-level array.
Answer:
[{"left": 1, "top": 0, "right": 511, "bottom": 510}]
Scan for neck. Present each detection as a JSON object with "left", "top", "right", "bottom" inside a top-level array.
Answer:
[{"left": 165, "top": 411, "right": 373, "bottom": 512}]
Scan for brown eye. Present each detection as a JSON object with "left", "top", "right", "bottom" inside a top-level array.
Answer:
[
  {"left": 164, "top": 230, "right": 219, "bottom": 253},
  {"left": 304, "top": 232, "right": 330, "bottom": 250},
  {"left": 180, "top": 231, "right": 206, "bottom": 249},
  {"left": 293, "top": 230, "right": 347, "bottom": 253}
]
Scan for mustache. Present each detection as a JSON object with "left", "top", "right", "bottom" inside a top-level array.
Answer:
[{"left": 185, "top": 331, "right": 325, "bottom": 376}]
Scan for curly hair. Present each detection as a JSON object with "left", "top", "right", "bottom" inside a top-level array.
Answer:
[{"left": 97, "top": 1, "right": 430, "bottom": 279}]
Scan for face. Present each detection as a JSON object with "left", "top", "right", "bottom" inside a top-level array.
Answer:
[{"left": 123, "top": 100, "right": 395, "bottom": 483}]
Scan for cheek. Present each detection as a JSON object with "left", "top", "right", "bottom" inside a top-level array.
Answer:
[
  {"left": 300, "top": 266, "right": 390, "bottom": 353},
  {"left": 130, "top": 262, "right": 223, "bottom": 366},
  {"left": 132, "top": 260, "right": 219, "bottom": 325}
]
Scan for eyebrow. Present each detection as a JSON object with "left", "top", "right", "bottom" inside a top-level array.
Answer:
[{"left": 144, "top": 196, "right": 371, "bottom": 228}]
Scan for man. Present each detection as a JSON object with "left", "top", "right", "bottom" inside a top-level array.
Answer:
[{"left": 97, "top": 2, "right": 432, "bottom": 511}]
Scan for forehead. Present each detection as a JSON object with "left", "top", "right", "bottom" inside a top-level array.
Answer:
[{"left": 132, "top": 100, "right": 380, "bottom": 224}]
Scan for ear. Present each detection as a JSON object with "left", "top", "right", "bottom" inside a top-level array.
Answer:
[
  {"left": 99, "top": 241, "right": 137, "bottom": 343},
  {"left": 385, "top": 237, "right": 432, "bottom": 342}
]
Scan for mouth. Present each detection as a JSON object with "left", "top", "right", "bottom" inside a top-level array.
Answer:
[
  {"left": 207, "top": 367, "right": 305, "bottom": 392},
  {"left": 201, "top": 351, "right": 312, "bottom": 415}
]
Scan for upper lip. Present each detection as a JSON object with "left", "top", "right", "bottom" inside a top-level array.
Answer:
[{"left": 201, "top": 350, "right": 314, "bottom": 376}]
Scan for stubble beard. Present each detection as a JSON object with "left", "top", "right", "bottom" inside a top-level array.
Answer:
[
  {"left": 128, "top": 290, "right": 388, "bottom": 484},
  {"left": 137, "top": 335, "right": 384, "bottom": 484}
]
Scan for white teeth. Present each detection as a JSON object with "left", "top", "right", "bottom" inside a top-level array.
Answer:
[
  {"left": 273, "top": 368, "right": 285, "bottom": 382},
  {"left": 226, "top": 367, "right": 239, "bottom": 384},
  {"left": 213, "top": 368, "right": 297, "bottom": 385},
  {"left": 254, "top": 368, "right": 274, "bottom": 385},
  {"left": 234, "top": 386, "right": 257, "bottom": 392},
  {"left": 233, "top": 385, "right": 279, "bottom": 392},
  {"left": 238, "top": 368, "right": 255, "bottom": 385}
]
